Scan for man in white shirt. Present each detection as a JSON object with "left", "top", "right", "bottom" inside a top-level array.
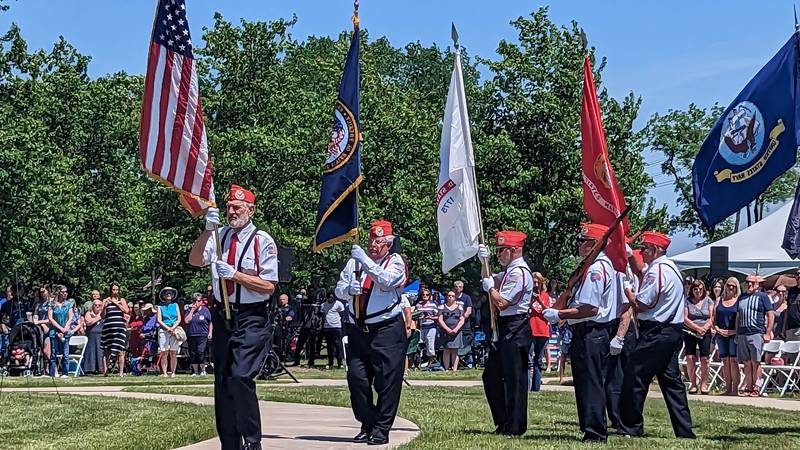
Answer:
[
  {"left": 478, "top": 230, "right": 534, "bottom": 437},
  {"left": 335, "top": 220, "right": 410, "bottom": 446},
  {"left": 619, "top": 231, "right": 695, "bottom": 439},
  {"left": 188, "top": 185, "right": 278, "bottom": 450},
  {"left": 543, "top": 223, "right": 620, "bottom": 443}
]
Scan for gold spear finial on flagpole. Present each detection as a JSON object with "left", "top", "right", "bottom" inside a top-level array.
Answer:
[{"left": 353, "top": 0, "right": 360, "bottom": 29}]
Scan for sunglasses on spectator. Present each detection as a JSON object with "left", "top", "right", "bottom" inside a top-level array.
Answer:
[
  {"left": 746, "top": 281, "right": 759, "bottom": 285},
  {"left": 692, "top": 287, "right": 703, "bottom": 291}
]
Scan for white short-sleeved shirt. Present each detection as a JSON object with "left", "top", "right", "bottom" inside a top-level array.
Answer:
[
  {"left": 202, "top": 222, "right": 279, "bottom": 304},
  {"left": 568, "top": 252, "right": 619, "bottom": 324},
  {"left": 495, "top": 257, "right": 534, "bottom": 317},
  {"left": 636, "top": 256, "right": 684, "bottom": 324},
  {"left": 335, "top": 253, "right": 407, "bottom": 324}
]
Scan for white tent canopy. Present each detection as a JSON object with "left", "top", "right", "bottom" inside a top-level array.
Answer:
[{"left": 672, "top": 202, "right": 800, "bottom": 277}]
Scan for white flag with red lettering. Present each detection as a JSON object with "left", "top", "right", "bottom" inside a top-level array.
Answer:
[{"left": 436, "top": 46, "right": 481, "bottom": 273}]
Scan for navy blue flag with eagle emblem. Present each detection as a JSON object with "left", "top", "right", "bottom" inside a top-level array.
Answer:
[
  {"left": 693, "top": 33, "right": 800, "bottom": 229},
  {"left": 313, "top": 25, "right": 362, "bottom": 252}
]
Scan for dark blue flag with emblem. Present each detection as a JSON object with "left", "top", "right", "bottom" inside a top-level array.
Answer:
[
  {"left": 693, "top": 33, "right": 800, "bottom": 229},
  {"left": 313, "top": 21, "right": 362, "bottom": 252}
]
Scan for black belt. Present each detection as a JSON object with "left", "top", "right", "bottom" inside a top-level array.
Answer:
[
  {"left": 351, "top": 314, "right": 402, "bottom": 333},
  {"left": 497, "top": 313, "right": 528, "bottom": 323},
  {"left": 571, "top": 319, "right": 618, "bottom": 331},
  {"left": 638, "top": 320, "right": 681, "bottom": 332}
]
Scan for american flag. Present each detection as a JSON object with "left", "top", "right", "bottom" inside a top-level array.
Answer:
[{"left": 139, "top": 0, "right": 214, "bottom": 216}]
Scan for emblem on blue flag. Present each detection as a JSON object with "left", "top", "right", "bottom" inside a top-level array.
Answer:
[
  {"left": 693, "top": 33, "right": 800, "bottom": 228},
  {"left": 313, "top": 25, "right": 363, "bottom": 252}
]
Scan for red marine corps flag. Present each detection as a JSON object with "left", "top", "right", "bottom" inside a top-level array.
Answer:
[
  {"left": 581, "top": 56, "right": 629, "bottom": 272},
  {"left": 139, "top": 0, "right": 215, "bottom": 216}
]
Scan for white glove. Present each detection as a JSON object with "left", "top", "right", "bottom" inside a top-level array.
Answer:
[
  {"left": 477, "top": 244, "right": 490, "bottom": 259},
  {"left": 543, "top": 308, "right": 560, "bottom": 324},
  {"left": 205, "top": 208, "right": 220, "bottom": 231},
  {"left": 625, "top": 243, "right": 633, "bottom": 257},
  {"left": 481, "top": 277, "right": 495, "bottom": 293},
  {"left": 348, "top": 279, "right": 362, "bottom": 296},
  {"left": 214, "top": 261, "right": 236, "bottom": 279},
  {"left": 351, "top": 245, "right": 373, "bottom": 267},
  {"left": 610, "top": 335, "right": 625, "bottom": 355}
]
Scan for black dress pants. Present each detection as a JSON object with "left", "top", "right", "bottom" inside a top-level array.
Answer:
[
  {"left": 345, "top": 317, "right": 408, "bottom": 441},
  {"left": 570, "top": 320, "right": 613, "bottom": 442},
  {"left": 606, "top": 324, "right": 637, "bottom": 430},
  {"left": 294, "top": 327, "right": 317, "bottom": 366},
  {"left": 323, "top": 327, "right": 344, "bottom": 367},
  {"left": 211, "top": 303, "right": 273, "bottom": 450},
  {"left": 482, "top": 314, "right": 532, "bottom": 436},
  {"left": 619, "top": 322, "right": 695, "bottom": 438}
]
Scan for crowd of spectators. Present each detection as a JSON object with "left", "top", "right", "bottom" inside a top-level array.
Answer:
[
  {"left": 681, "top": 271, "right": 800, "bottom": 397},
  {"left": 0, "top": 282, "right": 214, "bottom": 378}
]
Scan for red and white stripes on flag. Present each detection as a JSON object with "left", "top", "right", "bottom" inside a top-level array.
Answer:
[{"left": 139, "top": 0, "right": 214, "bottom": 216}]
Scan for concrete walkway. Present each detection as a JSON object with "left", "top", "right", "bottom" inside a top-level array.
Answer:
[{"left": 1, "top": 385, "right": 419, "bottom": 449}]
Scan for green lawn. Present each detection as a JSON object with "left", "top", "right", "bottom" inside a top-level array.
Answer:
[
  {"left": 0, "top": 392, "right": 215, "bottom": 450},
  {"left": 125, "top": 384, "right": 799, "bottom": 449}
]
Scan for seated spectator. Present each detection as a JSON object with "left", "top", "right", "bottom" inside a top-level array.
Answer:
[
  {"left": 2, "top": 285, "right": 30, "bottom": 326},
  {"left": 82, "top": 299, "right": 104, "bottom": 374},
  {"left": 437, "top": 290, "right": 465, "bottom": 371},
  {"left": 737, "top": 275, "right": 774, "bottom": 397},
  {"left": 157, "top": 287, "right": 182, "bottom": 378},
  {"left": 184, "top": 293, "right": 212, "bottom": 376},
  {"left": 415, "top": 287, "right": 439, "bottom": 367}
]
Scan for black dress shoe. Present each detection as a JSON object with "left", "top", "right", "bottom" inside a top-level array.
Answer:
[
  {"left": 242, "top": 441, "right": 262, "bottom": 450},
  {"left": 353, "top": 431, "right": 371, "bottom": 443},
  {"left": 367, "top": 435, "right": 389, "bottom": 445}
]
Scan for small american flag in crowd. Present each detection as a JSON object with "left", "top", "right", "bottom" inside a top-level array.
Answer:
[{"left": 139, "top": 0, "right": 215, "bottom": 216}]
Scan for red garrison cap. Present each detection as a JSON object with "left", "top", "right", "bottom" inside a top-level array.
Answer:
[
  {"left": 370, "top": 220, "right": 393, "bottom": 238},
  {"left": 641, "top": 231, "right": 671, "bottom": 250},
  {"left": 495, "top": 231, "right": 527, "bottom": 248},
  {"left": 227, "top": 185, "right": 255, "bottom": 204},
  {"left": 580, "top": 223, "right": 608, "bottom": 241}
]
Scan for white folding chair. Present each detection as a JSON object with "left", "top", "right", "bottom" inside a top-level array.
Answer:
[
  {"left": 67, "top": 335, "right": 88, "bottom": 377},
  {"left": 759, "top": 339, "right": 786, "bottom": 395},
  {"left": 761, "top": 341, "right": 800, "bottom": 396}
]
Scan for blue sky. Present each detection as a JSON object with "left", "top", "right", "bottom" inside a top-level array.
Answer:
[{"left": 2, "top": 0, "right": 798, "bottom": 253}]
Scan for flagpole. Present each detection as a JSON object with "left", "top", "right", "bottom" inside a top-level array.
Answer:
[
  {"left": 351, "top": 0, "right": 363, "bottom": 322},
  {"left": 214, "top": 225, "right": 232, "bottom": 322},
  {"left": 452, "top": 24, "right": 497, "bottom": 341}
]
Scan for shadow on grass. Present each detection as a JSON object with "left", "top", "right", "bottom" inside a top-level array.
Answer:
[{"left": 735, "top": 426, "right": 800, "bottom": 435}]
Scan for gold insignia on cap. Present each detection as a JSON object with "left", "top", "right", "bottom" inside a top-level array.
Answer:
[
  {"left": 234, "top": 190, "right": 245, "bottom": 200},
  {"left": 497, "top": 236, "right": 505, "bottom": 245},
  {"left": 375, "top": 226, "right": 384, "bottom": 237},
  {"left": 581, "top": 225, "right": 589, "bottom": 236}
]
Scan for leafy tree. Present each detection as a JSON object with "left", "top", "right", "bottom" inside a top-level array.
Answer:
[{"left": 0, "top": 7, "right": 668, "bottom": 300}]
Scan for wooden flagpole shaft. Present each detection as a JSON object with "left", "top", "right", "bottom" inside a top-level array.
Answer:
[{"left": 213, "top": 225, "right": 232, "bottom": 321}]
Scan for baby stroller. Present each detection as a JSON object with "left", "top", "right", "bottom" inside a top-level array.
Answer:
[
  {"left": 3, "top": 322, "right": 43, "bottom": 377},
  {"left": 471, "top": 330, "right": 489, "bottom": 368}
]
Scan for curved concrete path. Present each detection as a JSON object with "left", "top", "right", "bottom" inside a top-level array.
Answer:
[{"left": 2, "top": 385, "right": 419, "bottom": 449}]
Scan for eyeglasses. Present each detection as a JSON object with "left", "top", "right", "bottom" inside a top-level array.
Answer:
[
  {"left": 746, "top": 281, "right": 759, "bottom": 285},
  {"left": 692, "top": 288, "right": 703, "bottom": 291}
]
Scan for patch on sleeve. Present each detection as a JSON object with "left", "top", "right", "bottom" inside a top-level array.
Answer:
[
  {"left": 644, "top": 273, "right": 656, "bottom": 285},
  {"left": 589, "top": 271, "right": 602, "bottom": 282},
  {"left": 267, "top": 243, "right": 278, "bottom": 256}
]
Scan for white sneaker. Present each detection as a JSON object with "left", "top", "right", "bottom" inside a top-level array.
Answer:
[
  {"left": 60, "top": 375, "right": 69, "bottom": 379},
  {"left": 200, "top": 371, "right": 207, "bottom": 376},
  {"left": 191, "top": 373, "right": 198, "bottom": 377}
]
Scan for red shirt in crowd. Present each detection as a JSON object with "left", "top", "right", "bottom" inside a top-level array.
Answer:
[{"left": 529, "top": 291, "right": 551, "bottom": 337}]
